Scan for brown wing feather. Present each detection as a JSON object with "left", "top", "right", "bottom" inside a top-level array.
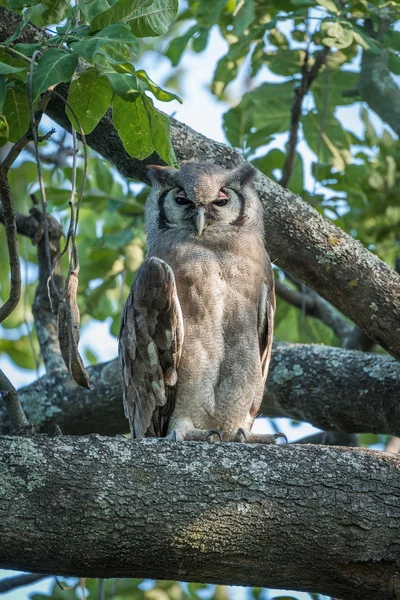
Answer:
[
  {"left": 258, "top": 259, "right": 276, "bottom": 381},
  {"left": 118, "top": 257, "right": 183, "bottom": 439}
]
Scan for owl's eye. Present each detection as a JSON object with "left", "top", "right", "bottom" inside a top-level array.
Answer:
[
  {"left": 213, "top": 191, "right": 229, "bottom": 207},
  {"left": 175, "top": 191, "right": 191, "bottom": 206}
]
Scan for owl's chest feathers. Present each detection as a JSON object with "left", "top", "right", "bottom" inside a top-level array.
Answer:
[{"left": 147, "top": 232, "right": 265, "bottom": 427}]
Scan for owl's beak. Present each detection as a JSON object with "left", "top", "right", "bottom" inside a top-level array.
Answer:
[{"left": 195, "top": 207, "right": 206, "bottom": 236}]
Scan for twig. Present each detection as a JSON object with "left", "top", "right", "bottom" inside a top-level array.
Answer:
[
  {"left": 49, "top": 90, "right": 88, "bottom": 281},
  {"left": 293, "top": 431, "right": 359, "bottom": 447},
  {"left": 23, "top": 237, "right": 41, "bottom": 376},
  {"left": 0, "top": 368, "right": 30, "bottom": 431},
  {"left": 28, "top": 51, "right": 55, "bottom": 310},
  {"left": 0, "top": 573, "right": 47, "bottom": 594},
  {"left": 98, "top": 579, "right": 105, "bottom": 600},
  {"left": 0, "top": 165, "right": 21, "bottom": 322},
  {"left": 280, "top": 46, "right": 330, "bottom": 188}
]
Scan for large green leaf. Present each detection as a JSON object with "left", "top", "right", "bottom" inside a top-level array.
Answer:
[
  {"left": 223, "top": 81, "right": 294, "bottom": 149},
  {"left": 2, "top": 87, "right": 30, "bottom": 142},
  {"left": 92, "top": 0, "right": 178, "bottom": 37},
  {"left": 33, "top": 48, "right": 78, "bottom": 98},
  {"left": 143, "top": 95, "right": 176, "bottom": 165},
  {"left": 70, "top": 22, "right": 139, "bottom": 60},
  {"left": 112, "top": 94, "right": 153, "bottom": 159},
  {"left": 67, "top": 71, "right": 113, "bottom": 133}
]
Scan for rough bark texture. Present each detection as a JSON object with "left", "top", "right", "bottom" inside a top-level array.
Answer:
[
  {"left": 0, "top": 6, "right": 399, "bottom": 358},
  {"left": 0, "top": 436, "right": 399, "bottom": 600},
  {"left": 1, "top": 345, "right": 398, "bottom": 437}
]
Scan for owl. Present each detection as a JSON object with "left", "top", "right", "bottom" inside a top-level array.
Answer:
[{"left": 118, "top": 162, "right": 285, "bottom": 444}]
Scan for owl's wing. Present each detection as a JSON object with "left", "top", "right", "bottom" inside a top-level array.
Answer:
[
  {"left": 118, "top": 257, "right": 184, "bottom": 439},
  {"left": 258, "top": 259, "right": 276, "bottom": 381}
]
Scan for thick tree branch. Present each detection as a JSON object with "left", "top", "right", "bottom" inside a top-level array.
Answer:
[
  {"left": 0, "top": 573, "right": 47, "bottom": 593},
  {"left": 0, "top": 7, "right": 399, "bottom": 358},
  {"left": 0, "top": 436, "right": 399, "bottom": 600},
  {"left": 359, "top": 21, "right": 400, "bottom": 137},
  {"left": 1, "top": 345, "right": 398, "bottom": 437}
]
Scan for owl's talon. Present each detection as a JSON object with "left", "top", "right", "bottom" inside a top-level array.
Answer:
[
  {"left": 207, "top": 429, "right": 223, "bottom": 443},
  {"left": 275, "top": 432, "right": 288, "bottom": 444},
  {"left": 238, "top": 427, "right": 247, "bottom": 441}
]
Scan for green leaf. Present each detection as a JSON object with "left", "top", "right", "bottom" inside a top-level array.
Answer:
[
  {"left": 33, "top": 48, "right": 78, "bottom": 98},
  {"left": 95, "top": 159, "right": 114, "bottom": 192},
  {"left": 13, "top": 42, "right": 42, "bottom": 57},
  {"left": 303, "top": 111, "right": 350, "bottom": 171},
  {"left": 136, "top": 69, "right": 181, "bottom": 103},
  {"left": 3, "top": 87, "right": 30, "bottom": 142},
  {"left": 70, "top": 22, "right": 139, "bottom": 60},
  {"left": 40, "top": 0, "right": 70, "bottom": 26},
  {"left": 112, "top": 94, "right": 153, "bottom": 159},
  {"left": 0, "top": 337, "right": 39, "bottom": 370},
  {"left": 315, "top": 0, "right": 338, "bottom": 12},
  {"left": 78, "top": 0, "right": 115, "bottom": 23},
  {"left": 0, "top": 114, "right": 9, "bottom": 147},
  {"left": 351, "top": 26, "right": 381, "bottom": 55},
  {"left": 388, "top": 50, "right": 400, "bottom": 75},
  {"left": 0, "top": 77, "right": 6, "bottom": 113},
  {"left": 165, "top": 24, "right": 197, "bottom": 66},
  {"left": 105, "top": 71, "right": 146, "bottom": 101},
  {"left": 192, "top": 28, "right": 209, "bottom": 53},
  {"left": 0, "top": 49, "right": 29, "bottom": 82},
  {"left": 6, "top": 0, "right": 39, "bottom": 9},
  {"left": 92, "top": 0, "right": 179, "bottom": 38},
  {"left": 232, "top": 0, "right": 255, "bottom": 36},
  {"left": 320, "top": 21, "right": 353, "bottom": 49},
  {"left": 0, "top": 61, "right": 25, "bottom": 75},
  {"left": 143, "top": 95, "right": 176, "bottom": 165},
  {"left": 67, "top": 71, "right": 113, "bottom": 134},
  {"left": 223, "top": 81, "right": 294, "bottom": 149}
]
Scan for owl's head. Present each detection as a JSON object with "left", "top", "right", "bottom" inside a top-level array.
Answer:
[{"left": 145, "top": 162, "right": 263, "bottom": 244}]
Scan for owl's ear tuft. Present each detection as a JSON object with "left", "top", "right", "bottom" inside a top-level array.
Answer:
[
  {"left": 231, "top": 163, "right": 256, "bottom": 187},
  {"left": 147, "top": 165, "right": 178, "bottom": 186}
]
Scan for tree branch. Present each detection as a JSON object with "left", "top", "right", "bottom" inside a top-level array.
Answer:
[
  {"left": 1, "top": 344, "right": 398, "bottom": 437},
  {"left": 0, "top": 369, "right": 30, "bottom": 431},
  {"left": 359, "top": 20, "right": 400, "bottom": 137},
  {"left": 0, "top": 573, "right": 47, "bottom": 593},
  {"left": 280, "top": 46, "right": 330, "bottom": 188},
  {"left": 30, "top": 201, "right": 66, "bottom": 373},
  {"left": 0, "top": 436, "right": 399, "bottom": 600},
  {"left": 0, "top": 165, "right": 21, "bottom": 323}
]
